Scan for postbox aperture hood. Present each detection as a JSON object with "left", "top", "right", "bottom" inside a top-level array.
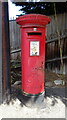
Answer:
[{"left": 16, "top": 14, "right": 51, "bottom": 27}]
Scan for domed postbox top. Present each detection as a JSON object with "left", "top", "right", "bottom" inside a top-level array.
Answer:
[{"left": 16, "top": 14, "right": 51, "bottom": 27}]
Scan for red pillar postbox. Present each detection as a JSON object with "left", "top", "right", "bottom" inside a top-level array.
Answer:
[{"left": 16, "top": 14, "right": 50, "bottom": 97}]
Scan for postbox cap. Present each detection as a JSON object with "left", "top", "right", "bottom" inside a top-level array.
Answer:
[{"left": 16, "top": 14, "right": 51, "bottom": 27}]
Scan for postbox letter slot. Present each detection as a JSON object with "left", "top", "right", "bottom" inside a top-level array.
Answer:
[{"left": 28, "top": 32, "right": 42, "bottom": 36}]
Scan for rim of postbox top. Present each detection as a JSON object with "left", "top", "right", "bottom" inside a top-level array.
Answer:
[{"left": 16, "top": 14, "right": 51, "bottom": 27}]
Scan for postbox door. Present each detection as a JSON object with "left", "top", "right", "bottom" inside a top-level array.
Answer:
[{"left": 21, "top": 27, "right": 46, "bottom": 95}]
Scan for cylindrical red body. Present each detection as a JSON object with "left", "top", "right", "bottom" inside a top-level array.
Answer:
[{"left": 16, "top": 14, "right": 50, "bottom": 95}]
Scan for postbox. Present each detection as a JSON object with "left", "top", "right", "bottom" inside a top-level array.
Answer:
[{"left": 16, "top": 14, "right": 50, "bottom": 96}]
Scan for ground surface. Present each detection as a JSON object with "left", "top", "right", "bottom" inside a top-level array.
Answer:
[{"left": 0, "top": 86, "right": 67, "bottom": 119}]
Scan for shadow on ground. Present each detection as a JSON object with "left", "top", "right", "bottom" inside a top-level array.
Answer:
[
  {"left": 45, "top": 87, "right": 67, "bottom": 106},
  {"left": 11, "top": 86, "right": 44, "bottom": 107},
  {"left": 11, "top": 85, "right": 67, "bottom": 108}
]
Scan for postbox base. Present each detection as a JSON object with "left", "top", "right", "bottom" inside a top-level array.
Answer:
[{"left": 21, "top": 91, "right": 45, "bottom": 108}]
